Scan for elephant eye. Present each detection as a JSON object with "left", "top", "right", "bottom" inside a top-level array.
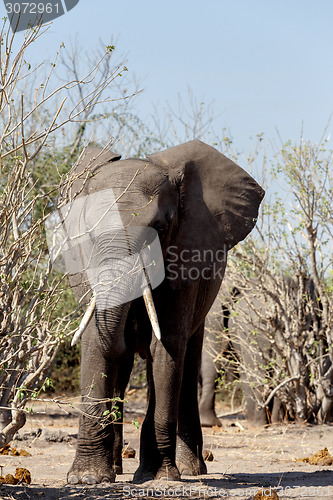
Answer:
[{"left": 153, "top": 221, "right": 167, "bottom": 234}]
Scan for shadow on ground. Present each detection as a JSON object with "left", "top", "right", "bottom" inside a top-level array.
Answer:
[{"left": 1, "top": 470, "right": 332, "bottom": 500}]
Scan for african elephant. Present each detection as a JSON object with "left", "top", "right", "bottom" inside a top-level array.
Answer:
[
  {"left": 198, "top": 296, "right": 231, "bottom": 427},
  {"left": 199, "top": 276, "right": 322, "bottom": 426},
  {"left": 53, "top": 140, "right": 264, "bottom": 484}
]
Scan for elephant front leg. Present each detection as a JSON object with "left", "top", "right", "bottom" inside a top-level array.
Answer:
[
  {"left": 177, "top": 324, "right": 207, "bottom": 476},
  {"left": 68, "top": 326, "right": 119, "bottom": 485},
  {"left": 112, "top": 354, "right": 134, "bottom": 474},
  {"left": 133, "top": 340, "right": 184, "bottom": 483},
  {"left": 68, "top": 404, "right": 116, "bottom": 484}
]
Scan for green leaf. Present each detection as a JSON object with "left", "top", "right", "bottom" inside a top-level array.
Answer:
[{"left": 132, "top": 419, "right": 140, "bottom": 429}]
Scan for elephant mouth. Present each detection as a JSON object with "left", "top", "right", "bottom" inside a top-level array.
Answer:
[{"left": 71, "top": 281, "right": 161, "bottom": 346}]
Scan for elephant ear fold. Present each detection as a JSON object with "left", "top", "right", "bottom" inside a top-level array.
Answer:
[
  {"left": 62, "top": 147, "right": 121, "bottom": 202},
  {"left": 148, "top": 140, "right": 265, "bottom": 289}
]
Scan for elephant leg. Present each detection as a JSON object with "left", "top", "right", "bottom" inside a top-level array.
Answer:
[
  {"left": 177, "top": 323, "right": 207, "bottom": 476},
  {"left": 242, "top": 382, "right": 268, "bottom": 426},
  {"left": 133, "top": 336, "right": 186, "bottom": 482},
  {"left": 232, "top": 330, "right": 268, "bottom": 426},
  {"left": 0, "top": 409, "right": 12, "bottom": 432},
  {"left": 199, "top": 346, "right": 221, "bottom": 427},
  {"left": 112, "top": 353, "right": 134, "bottom": 474},
  {"left": 67, "top": 322, "right": 118, "bottom": 485},
  {"left": 271, "top": 396, "right": 283, "bottom": 424}
]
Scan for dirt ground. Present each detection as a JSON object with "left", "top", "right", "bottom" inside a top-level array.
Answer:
[{"left": 0, "top": 396, "right": 332, "bottom": 500}]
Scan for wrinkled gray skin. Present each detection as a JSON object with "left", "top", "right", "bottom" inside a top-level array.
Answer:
[
  {"left": 60, "top": 140, "right": 264, "bottom": 484},
  {"left": 199, "top": 277, "right": 321, "bottom": 427}
]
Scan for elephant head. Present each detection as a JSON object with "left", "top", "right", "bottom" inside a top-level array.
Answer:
[{"left": 51, "top": 140, "right": 264, "bottom": 356}]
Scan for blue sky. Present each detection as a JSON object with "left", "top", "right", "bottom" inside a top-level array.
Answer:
[{"left": 3, "top": 0, "right": 333, "bottom": 155}]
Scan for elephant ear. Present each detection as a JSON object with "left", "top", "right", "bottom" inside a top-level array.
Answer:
[
  {"left": 148, "top": 140, "right": 265, "bottom": 288},
  {"left": 62, "top": 147, "right": 121, "bottom": 202}
]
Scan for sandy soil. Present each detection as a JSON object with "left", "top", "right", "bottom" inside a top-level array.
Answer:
[{"left": 0, "top": 398, "right": 332, "bottom": 500}]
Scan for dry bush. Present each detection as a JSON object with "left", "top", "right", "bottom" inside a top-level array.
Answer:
[
  {"left": 0, "top": 18, "right": 138, "bottom": 445},
  {"left": 220, "top": 136, "right": 333, "bottom": 422}
]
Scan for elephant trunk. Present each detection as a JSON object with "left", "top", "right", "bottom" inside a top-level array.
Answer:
[
  {"left": 72, "top": 253, "right": 161, "bottom": 356},
  {"left": 95, "top": 301, "right": 131, "bottom": 358},
  {"left": 93, "top": 261, "right": 134, "bottom": 358},
  {"left": 70, "top": 227, "right": 163, "bottom": 353}
]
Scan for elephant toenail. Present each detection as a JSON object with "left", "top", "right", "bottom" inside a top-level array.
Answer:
[
  {"left": 101, "top": 476, "right": 113, "bottom": 483},
  {"left": 67, "top": 474, "right": 79, "bottom": 484},
  {"left": 142, "top": 475, "right": 154, "bottom": 482},
  {"left": 82, "top": 475, "right": 97, "bottom": 485},
  {"left": 181, "top": 469, "right": 191, "bottom": 475}
]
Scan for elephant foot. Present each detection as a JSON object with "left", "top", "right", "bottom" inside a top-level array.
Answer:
[
  {"left": 133, "top": 464, "right": 181, "bottom": 483},
  {"left": 67, "top": 457, "right": 116, "bottom": 485},
  {"left": 176, "top": 441, "right": 207, "bottom": 476},
  {"left": 199, "top": 413, "right": 222, "bottom": 427},
  {"left": 176, "top": 458, "right": 207, "bottom": 476}
]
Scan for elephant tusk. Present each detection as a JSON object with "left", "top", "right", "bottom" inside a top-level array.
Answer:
[
  {"left": 143, "top": 285, "right": 161, "bottom": 340},
  {"left": 71, "top": 294, "right": 96, "bottom": 346}
]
